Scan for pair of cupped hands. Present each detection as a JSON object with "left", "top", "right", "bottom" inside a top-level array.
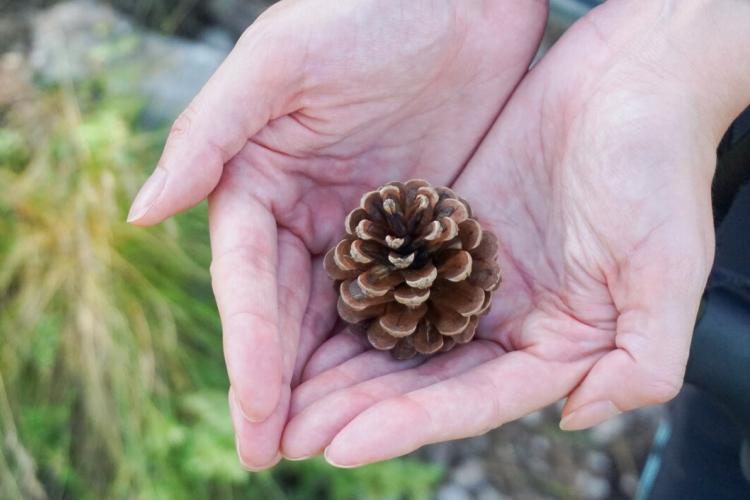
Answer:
[{"left": 128, "top": 0, "right": 750, "bottom": 470}]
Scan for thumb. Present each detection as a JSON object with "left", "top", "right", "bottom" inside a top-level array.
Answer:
[
  {"left": 127, "top": 25, "right": 294, "bottom": 226},
  {"left": 560, "top": 233, "right": 711, "bottom": 431}
]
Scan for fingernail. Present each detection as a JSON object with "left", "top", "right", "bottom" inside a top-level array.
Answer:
[
  {"left": 239, "top": 403, "right": 266, "bottom": 423},
  {"left": 323, "top": 446, "right": 361, "bottom": 469},
  {"left": 283, "top": 453, "right": 314, "bottom": 462},
  {"left": 127, "top": 167, "right": 167, "bottom": 222},
  {"left": 229, "top": 385, "right": 264, "bottom": 423},
  {"left": 236, "top": 438, "right": 281, "bottom": 471},
  {"left": 560, "top": 400, "right": 621, "bottom": 431}
]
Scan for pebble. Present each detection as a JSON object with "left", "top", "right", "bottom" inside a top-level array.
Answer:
[
  {"left": 437, "top": 484, "right": 472, "bottom": 500},
  {"left": 520, "top": 410, "right": 545, "bottom": 428},
  {"left": 589, "top": 415, "right": 627, "bottom": 445},
  {"left": 620, "top": 473, "right": 640, "bottom": 497},
  {"left": 424, "top": 442, "right": 454, "bottom": 467},
  {"left": 476, "top": 486, "right": 509, "bottom": 500},
  {"left": 584, "top": 450, "right": 611, "bottom": 475},
  {"left": 530, "top": 435, "right": 551, "bottom": 456},
  {"left": 528, "top": 456, "right": 551, "bottom": 476},
  {"left": 575, "top": 470, "right": 611, "bottom": 500},
  {"left": 451, "top": 459, "right": 485, "bottom": 489}
]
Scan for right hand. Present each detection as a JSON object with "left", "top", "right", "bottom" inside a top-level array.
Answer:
[
  {"left": 126, "top": 0, "right": 549, "bottom": 470},
  {"left": 280, "top": 0, "right": 750, "bottom": 468}
]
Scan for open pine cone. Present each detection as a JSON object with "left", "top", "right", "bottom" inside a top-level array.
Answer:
[{"left": 324, "top": 179, "right": 501, "bottom": 360}]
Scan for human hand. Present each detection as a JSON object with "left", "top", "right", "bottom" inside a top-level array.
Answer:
[
  {"left": 127, "top": 0, "right": 548, "bottom": 469},
  {"left": 282, "top": 0, "right": 750, "bottom": 466}
]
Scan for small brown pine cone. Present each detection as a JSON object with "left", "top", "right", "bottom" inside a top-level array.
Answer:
[{"left": 324, "top": 179, "right": 501, "bottom": 360}]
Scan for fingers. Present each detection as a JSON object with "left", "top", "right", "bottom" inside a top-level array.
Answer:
[
  {"left": 299, "top": 330, "right": 369, "bottom": 382},
  {"left": 290, "top": 257, "right": 341, "bottom": 386},
  {"left": 282, "top": 342, "right": 498, "bottom": 461},
  {"left": 322, "top": 351, "right": 587, "bottom": 467},
  {"left": 560, "top": 235, "right": 709, "bottom": 430},
  {"left": 231, "top": 229, "right": 313, "bottom": 468},
  {"left": 290, "top": 348, "right": 427, "bottom": 419},
  {"left": 209, "top": 169, "right": 282, "bottom": 423},
  {"left": 230, "top": 386, "right": 285, "bottom": 470},
  {"left": 558, "top": 314, "right": 694, "bottom": 431},
  {"left": 127, "top": 24, "right": 294, "bottom": 226}
]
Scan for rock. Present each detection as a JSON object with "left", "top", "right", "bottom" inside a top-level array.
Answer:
[
  {"left": 451, "top": 459, "right": 485, "bottom": 490},
  {"left": 198, "top": 27, "right": 235, "bottom": 52},
  {"left": 520, "top": 410, "right": 545, "bottom": 428},
  {"left": 589, "top": 415, "right": 627, "bottom": 445},
  {"left": 0, "top": 12, "right": 31, "bottom": 54},
  {"left": 206, "top": 0, "right": 275, "bottom": 36},
  {"left": 29, "top": 0, "right": 229, "bottom": 121},
  {"left": 462, "top": 434, "right": 492, "bottom": 455},
  {"left": 422, "top": 442, "right": 454, "bottom": 467},
  {"left": 619, "top": 473, "right": 640, "bottom": 497},
  {"left": 529, "top": 435, "right": 551, "bottom": 457},
  {"left": 528, "top": 456, "right": 551, "bottom": 476},
  {"left": 584, "top": 451, "right": 611, "bottom": 475},
  {"left": 436, "top": 484, "right": 473, "bottom": 500},
  {"left": 574, "top": 470, "right": 611, "bottom": 500},
  {"left": 476, "top": 486, "right": 509, "bottom": 500}
]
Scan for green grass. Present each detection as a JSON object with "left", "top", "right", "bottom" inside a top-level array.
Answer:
[{"left": 0, "top": 71, "right": 442, "bottom": 499}]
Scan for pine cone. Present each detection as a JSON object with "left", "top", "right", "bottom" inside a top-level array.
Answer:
[{"left": 324, "top": 179, "right": 501, "bottom": 360}]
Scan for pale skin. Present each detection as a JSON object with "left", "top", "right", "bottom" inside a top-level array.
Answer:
[{"left": 128, "top": 0, "right": 750, "bottom": 470}]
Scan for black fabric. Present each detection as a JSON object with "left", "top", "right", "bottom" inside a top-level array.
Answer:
[
  {"left": 643, "top": 110, "right": 750, "bottom": 497},
  {"left": 646, "top": 386, "right": 750, "bottom": 500}
]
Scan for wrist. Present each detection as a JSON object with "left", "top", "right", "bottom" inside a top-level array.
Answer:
[{"left": 655, "top": 0, "right": 750, "bottom": 139}]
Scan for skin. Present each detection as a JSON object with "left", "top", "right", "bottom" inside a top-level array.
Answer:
[
  {"left": 129, "top": 0, "right": 750, "bottom": 470},
  {"left": 128, "top": 0, "right": 549, "bottom": 469}
]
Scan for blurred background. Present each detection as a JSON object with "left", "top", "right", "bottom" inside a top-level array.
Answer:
[{"left": 1, "top": 1, "right": 666, "bottom": 499}]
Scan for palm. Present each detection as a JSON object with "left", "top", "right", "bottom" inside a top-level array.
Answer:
[
  {"left": 284, "top": 3, "right": 716, "bottom": 466},
  {"left": 201, "top": 0, "right": 548, "bottom": 468}
]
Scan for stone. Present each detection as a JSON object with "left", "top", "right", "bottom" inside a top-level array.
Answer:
[
  {"left": 574, "top": 470, "right": 611, "bottom": 500},
  {"left": 29, "top": 0, "right": 229, "bottom": 121},
  {"left": 619, "top": 473, "right": 640, "bottom": 497},
  {"left": 476, "top": 486, "right": 509, "bottom": 500},
  {"left": 451, "top": 458, "right": 485, "bottom": 490},
  {"left": 529, "top": 435, "right": 551, "bottom": 457},
  {"left": 589, "top": 415, "right": 626, "bottom": 445},
  {"left": 584, "top": 451, "right": 611, "bottom": 475},
  {"left": 198, "top": 27, "right": 235, "bottom": 52},
  {"left": 206, "top": 0, "right": 275, "bottom": 36},
  {"left": 422, "top": 442, "right": 454, "bottom": 467},
  {"left": 520, "top": 410, "right": 545, "bottom": 428},
  {"left": 436, "top": 484, "right": 472, "bottom": 500}
]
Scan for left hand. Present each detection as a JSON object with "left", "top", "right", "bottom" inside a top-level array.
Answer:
[
  {"left": 128, "top": 0, "right": 549, "bottom": 470},
  {"left": 281, "top": 0, "right": 750, "bottom": 466}
]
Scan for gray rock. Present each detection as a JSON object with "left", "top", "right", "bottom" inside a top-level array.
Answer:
[
  {"left": 437, "top": 484, "right": 473, "bottom": 500},
  {"left": 30, "top": 0, "right": 229, "bottom": 121},
  {"left": 584, "top": 450, "right": 611, "bottom": 475},
  {"left": 198, "top": 27, "right": 235, "bottom": 52},
  {"left": 529, "top": 435, "right": 551, "bottom": 457},
  {"left": 206, "top": 0, "right": 275, "bottom": 36},
  {"left": 422, "top": 442, "right": 454, "bottom": 467},
  {"left": 462, "top": 434, "right": 492, "bottom": 455},
  {"left": 451, "top": 458, "right": 485, "bottom": 490},
  {"left": 589, "top": 415, "right": 627, "bottom": 445},
  {"left": 619, "top": 473, "right": 640, "bottom": 497},
  {"left": 476, "top": 486, "right": 509, "bottom": 500},
  {"left": 528, "top": 456, "right": 551, "bottom": 476},
  {"left": 574, "top": 470, "right": 611, "bottom": 500},
  {"left": 520, "top": 410, "right": 545, "bottom": 428}
]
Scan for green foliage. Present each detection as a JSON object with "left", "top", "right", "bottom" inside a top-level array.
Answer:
[{"left": 0, "top": 74, "right": 442, "bottom": 499}]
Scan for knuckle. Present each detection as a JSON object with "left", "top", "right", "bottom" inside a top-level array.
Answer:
[
  {"left": 643, "top": 375, "right": 683, "bottom": 404},
  {"left": 169, "top": 106, "right": 197, "bottom": 139}
]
